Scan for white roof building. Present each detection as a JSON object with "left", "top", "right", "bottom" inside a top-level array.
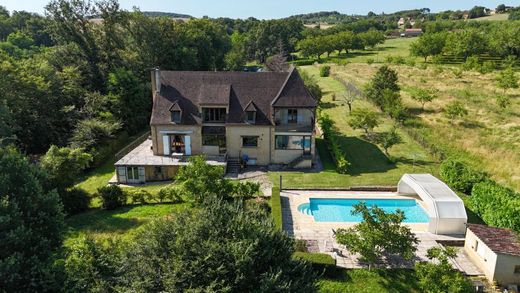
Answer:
[{"left": 397, "top": 174, "right": 468, "bottom": 235}]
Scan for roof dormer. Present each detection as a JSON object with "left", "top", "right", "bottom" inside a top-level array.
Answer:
[
  {"left": 169, "top": 102, "right": 182, "bottom": 123},
  {"left": 244, "top": 101, "right": 257, "bottom": 124}
]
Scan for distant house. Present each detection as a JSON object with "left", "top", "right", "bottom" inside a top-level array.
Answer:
[
  {"left": 397, "top": 17, "right": 405, "bottom": 27},
  {"left": 400, "top": 29, "right": 423, "bottom": 38},
  {"left": 114, "top": 67, "right": 317, "bottom": 184},
  {"left": 464, "top": 224, "right": 520, "bottom": 286}
]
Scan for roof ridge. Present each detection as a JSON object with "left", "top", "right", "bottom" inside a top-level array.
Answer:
[{"left": 271, "top": 66, "right": 296, "bottom": 106}]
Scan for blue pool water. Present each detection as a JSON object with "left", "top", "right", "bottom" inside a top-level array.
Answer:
[{"left": 298, "top": 198, "right": 430, "bottom": 223}]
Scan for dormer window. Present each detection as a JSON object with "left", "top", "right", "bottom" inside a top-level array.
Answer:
[
  {"left": 171, "top": 110, "right": 181, "bottom": 123},
  {"left": 246, "top": 111, "right": 256, "bottom": 124}
]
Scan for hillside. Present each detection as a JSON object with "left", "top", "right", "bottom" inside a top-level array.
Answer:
[{"left": 142, "top": 11, "right": 193, "bottom": 18}]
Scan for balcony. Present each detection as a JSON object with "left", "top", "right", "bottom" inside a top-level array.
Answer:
[{"left": 275, "top": 124, "right": 314, "bottom": 133}]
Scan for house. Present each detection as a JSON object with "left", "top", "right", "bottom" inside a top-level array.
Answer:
[
  {"left": 397, "top": 17, "right": 405, "bottom": 27},
  {"left": 114, "top": 67, "right": 317, "bottom": 184},
  {"left": 464, "top": 224, "right": 520, "bottom": 286},
  {"left": 400, "top": 28, "right": 423, "bottom": 37}
]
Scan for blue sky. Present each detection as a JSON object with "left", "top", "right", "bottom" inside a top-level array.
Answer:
[{"left": 2, "top": 0, "right": 518, "bottom": 19}]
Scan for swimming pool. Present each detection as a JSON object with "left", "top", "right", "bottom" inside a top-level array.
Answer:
[{"left": 297, "top": 198, "right": 430, "bottom": 223}]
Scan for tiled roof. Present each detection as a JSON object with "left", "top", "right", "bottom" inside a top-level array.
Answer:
[
  {"left": 150, "top": 68, "right": 316, "bottom": 126},
  {"left": 467, "top": 224, "right": 520, "bottom": 256}
]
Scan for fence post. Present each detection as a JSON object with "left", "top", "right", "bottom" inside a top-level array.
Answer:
[{"left": 279, "top": 175, "right": 283, "bottom": 192}]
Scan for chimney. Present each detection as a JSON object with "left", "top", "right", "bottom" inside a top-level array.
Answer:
[{"left": 151, "top": 67, "right": 161, "bottom": 93}]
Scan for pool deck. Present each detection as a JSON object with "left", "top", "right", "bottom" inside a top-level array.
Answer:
[{"left": 281, "top": 190, "right": 483, "bottom": 275}]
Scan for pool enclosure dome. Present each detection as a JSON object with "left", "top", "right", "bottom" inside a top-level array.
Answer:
[{"left": 398, "top": 174, "right": 467, "bottom": 235}]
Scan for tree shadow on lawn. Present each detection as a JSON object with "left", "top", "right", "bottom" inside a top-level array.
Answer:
[
  {"left": 66, "top": 206, "right": 148, "bottom": 236},
  {"left": 337, "top": 136, "right": 397, "bottom": 176},
  {"left": 407, "top": 107, "right": 442, "bottom": 116},
  {"left": 319, "top": 101, "right": 338, "bottom": 109},
  {"left": 376, "top": 269, "right": 419, "bottom": 292}
]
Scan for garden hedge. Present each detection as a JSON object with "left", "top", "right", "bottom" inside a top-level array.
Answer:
[{"left": 271, "top": 187, "right": 282, "bottom": 229}]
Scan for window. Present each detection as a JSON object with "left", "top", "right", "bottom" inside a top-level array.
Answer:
[
  {"left": 287, "top": 109, "right": 298, "bottom": 124},
  {"left": 127, "top": 166, "right": 139, "bottom": 180},
  {"left": 275, "top": 135, "right": 311, "bottom": 151},
  {"left": 202, "top": 135, "right": 226, "bottom": 147},
  {"left": 514, "top": 265, "right": 520, "bottom": 274},
  {"left": 246, "top": 111, "right": 256, "bottom": 123},
  {"left": 242, "top": 136, "right": 258, "bottom": 147},
  {"left": 203, "top": 108, "right": 226, "bottom": 123},
  {"left": 154, "top": 166, "right": 162, "bottom": 175},
  {"left": 171, "top": 110, "right": 181, "bottom": 123}
]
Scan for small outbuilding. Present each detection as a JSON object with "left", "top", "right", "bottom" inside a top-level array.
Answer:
[
  {"left": 465, "top": 224, "right": 520, "bottom": 286},
  {"left": 397, "top": 174, "right": 467, "bottom": 235}
]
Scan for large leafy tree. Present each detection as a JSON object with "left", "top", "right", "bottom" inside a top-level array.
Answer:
[
  {"left": 365, "top": 65, "right": 400, "bottom": 109},
  {"left": 40, "top": 145, "right": 92, "bottom": 190},
  {"left": 415, "top": 247, "right": 473, "bottom": 293},
  {"left": 336, "top": 202, "right": 418, "bottom": 269},
  {"left": 0, "top": 147, "right": 64, "bottom": 292},
  {"left": 348, "top": 108, "right": 381, "bottom": 134},
  {"left": 410, "top": 32, "right": 447, "bottom": 61},
  {"left": 119, "top": 198, "right": 317, "bottom": 292}
]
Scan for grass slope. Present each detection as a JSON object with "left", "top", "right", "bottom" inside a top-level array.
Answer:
[
  {"left": 318, "top": 269, "right": 420, "bottom": 293},
  {"left": 269, "top": 65, "right": 437, "bottom": 188}
]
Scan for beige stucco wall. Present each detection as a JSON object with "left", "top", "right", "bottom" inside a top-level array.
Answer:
[
  {"left": 151, "top": 124, "right": 202, "bottom": 156},
  {"left": 464, "top": 228, "right": 520, "bottom": 285},
  {"left": 465, "top": 229, "right": 498, "bottom": 282},
  {"left": 226, "top": 125, "right": 271, "bottom": 165},
  {"left": 145, "top": 165, "right": 178, "bottom": 181}
]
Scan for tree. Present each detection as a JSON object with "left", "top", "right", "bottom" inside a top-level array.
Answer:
[
  {"left": 375, "top": 127, "right": 402, "bottom": 156},
  {"left": 300, "top": 70, "right": 323, "bottom": 103},
  {"left": 335, "top": 202, "right": 418, "bottom": 269},
  {"left": 358, "top": 29, "right": 385, "bottom": 49},
  {"left": 348, "top": 108, "right": 380, "bottom": 134},
  {"left": 40, "top": 145, "right": 92, "bottom": 190},
  {"left": 468, "top": 6, "right": 487, "bottom": 19},
  {"left": 119, "top": 198, "right": 317, "bottom": 291},
  {"left": 297, "top": 36, "right": 326, "bottom": 60},
  {"left": 496, "top": 67, "right": 519, "bottom": 94},
  {"left": 364, "top": 65, "right": 400, "bottom": 109},
  {"left": 175, "top": 156, "right": 233, "bottom": 203},
  {"left": 443, "top": 101, "right": 468, "bottom": 123},
  {"left": 496, "top": 4, "right": 507, "bottom": 13},
  {"left": 341, "top": 80, "right": 362, "bottom": 113},
  {"left": 410, "top": 32, "right": 446, "bottom": 61},
  {"left": 0, "top": 147, "right": 64, "bottom": 292},
  {"left": 410, "top": 87, "right": 437, "bottom": 110},
  {"left": 444, "top": 29, "right": 487, "bottom": 60},
  {"left": 415, "top": 247, "right": 473, "bottom": 293}
]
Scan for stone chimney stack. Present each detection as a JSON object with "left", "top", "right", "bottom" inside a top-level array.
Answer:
[{"left": 151, "top": 67, "right": 161, "bottom": 94}]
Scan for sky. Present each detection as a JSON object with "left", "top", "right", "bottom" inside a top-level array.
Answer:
[{"left": 1, "top": 0, "right": 518, "bottom": 19}]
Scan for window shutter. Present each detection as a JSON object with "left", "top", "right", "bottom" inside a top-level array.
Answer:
[
  {"left": 185, "top": 136, "right": 191, "bottom": 155},
  {"left": 297, "top": 111, "right": 302, "bottom": 124},
  {"left": 117, "top": 167, "right": 127, "bottom": 183},
  {"left": 138, "top": 167, "right": 145, "bottom": 183},
  {"left": 163, "top": 135, "right": 170, "bottom": 155}
]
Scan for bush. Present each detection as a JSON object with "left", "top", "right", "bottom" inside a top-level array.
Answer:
[
  {"left": 406, "top": 58, "right": 416, "bottom": 67},
  {"left": 385, "top": 55, "right": 394, "bottom": 64},
  {"left": 271, "top": 187, "right": 282, "bottom": 229},
  {"left": 480, "top": 61, "right": 496, "bottom": 74},
  {"left": 157, "top": 185, "right": 183, "bottom": 203},
  {"left": 470, "top": 181, "right": 520, "bottom": 232},
  {"left": 125, "top": 189, "right": 151, "bottom": 205},
  {"left": 98, "top": 185, "right": 126, "bottom": 210},
  {"left": 393, "top": 56, "right": 405, "bottom": 65},
  {"left": 233, "top": 181, "right": 260, "bottom": 198},
  {"left": 294, "top": 239, "right": 308, "bottom": 252},
  {"left": 439, "top": 160, "right": 488, "bottom": 194},
  {"left": 366, "top": 58, "right": 375, "bottom": 65},
  {"left": 462, "top": 56, "right": 480, "bottom": 71},
  {"left": 320, "top": 65, "right": 331, "bottom": 77},
  {"left": 319, "top": 113, "right": 350, "bottom": 174},
  {"left": 452, "top": 68, "right": 463, "bottom": 79},
  {"left": 62, "top": 188, "right": 91, "bottom": 215}
]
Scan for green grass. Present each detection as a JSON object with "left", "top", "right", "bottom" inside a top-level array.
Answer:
[
  {"left": 270, "top": 187, "right": 282, "bottom": 229},
  {"left": 270, "top": 65, "right": 438, "bottom": 189},
  {"left": 318, "top": 269, "right": 420, "bottom": 293},
  {"left": 469, "top": 13, "right": 509, "bottom": 21},
  {"left": 65, "top": 203, "right": 190, "bottom": 244},
  {"left": 294, "top": 252, "right": 335, "bottom": 265}
]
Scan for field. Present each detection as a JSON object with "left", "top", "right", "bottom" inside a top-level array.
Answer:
[
  {"left": 470, "top": 13, "right": 509, "bottom": 21},
  {"left": 269, "top": 65, "right": 438, "bottom": 189},
  {"left": 326, "top": 62, "right": 520, "bottom": 191}
]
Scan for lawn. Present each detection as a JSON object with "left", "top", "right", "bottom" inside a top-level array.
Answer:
[
  {"left": 65, "top": 203, "right": 190, "bottom": 244},
  {"left": 469, "top": 13, "right": 509, "bottom": 21},
  {"left": 269, "top": 65, "right": 438, "bottom": 189},
  {"left": 318, "top": 269, "right": 420, "bottom": 293}
]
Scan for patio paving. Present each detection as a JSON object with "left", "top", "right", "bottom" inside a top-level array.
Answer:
[{"left": 281, "top": 190, "right": 483, "bottom": 276}]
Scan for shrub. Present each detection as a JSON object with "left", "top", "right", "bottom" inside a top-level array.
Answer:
[
  {"left": 470, "top": 181, "right": 520, "bottom": 232},
  {"left": 394, "top": 56, "right": 405, "bottom": 65},
  {"left": 291, "top": 59, "right": 315, "bottom": 66},
  {"left": 385, "top": 55, "right": 394, "bottom": 64},
  {"left": 319, "top": 65, "right": 331, "bottom": 77},
  {"left": 418, "top": 63, "right": 428, "bottom": 70},
  {"left": 452, "top": 68, "right": 463, "bottom": 79},
  {"left": 439, "top": 160, "right": 488, "bottom": 194},
  {"left": 406, "top": 58, "right": 416, "bottom": 67},
  {"left": 271, "top": 187, "right": 282, "bottom": 229},
  {"left": 62, "top": 187, "right": 91, "bottom": 215},
  {"left": 480, "top": 61, "right": 496, "bottom": 74},
  {"left": 125, "top": 189, "right": 151, "bottom": 205},
  {"left": 462, "top": 56, "right": 480, "bottom": 71},
  {"left": 366, "top": 58, "right": 375, "bottom": 65},
  {"left": 319, "top": 113, "right": 350, "bottom": 174},
  {"left": 157, "top": 185, "right": 183, "bottom": 203},
  {"left": 98, "top": 185, "right": 126, "bottom": 210},
  {"left": 233, "top": 181, "right": 260, "bottom": 198}
]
